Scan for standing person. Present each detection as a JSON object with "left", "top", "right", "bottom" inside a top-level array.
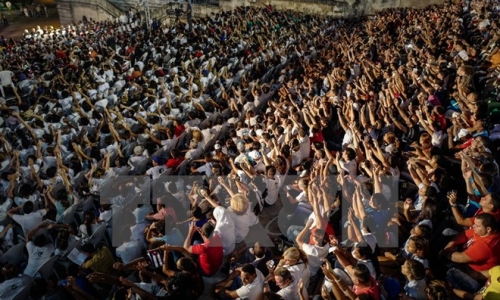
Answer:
[
  {"left": 35, "top": 5, "right": 41, "bottom": 18},
  {"left": 186, "top": 0, "right": 193, "bottom": 31},
  {"left": 43, "top": 5, "right": 48, "bottom": 17}
]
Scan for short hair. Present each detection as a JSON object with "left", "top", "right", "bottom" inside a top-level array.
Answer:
[
  {"left": 33, "top": 234, "right": 47, "bottom": 247},
  {"left": 371, "top": 193, "right": 388, "bottom": 208},
  {"left": 201, "top": 222, "right": 214, "bottom": 238},
  {"left": 81, "top": 243, "right": 97, "bottom": 254},
  {"left": 344, "top": 148, "right": 356, "bottom": 161},
  {"left": 23, "top": 201, "right": 34, "bottom": 214},
  {"left": 241, "top": 263, "right": 257, "bottom": 276},
  {"left": 352, "top": 264, "right": 371, "bottom": 283},
  {"left": 476, "top": 213, "right": 498, "bottom": 231},
  {"left": 405, "top": 259, "right": 426, "bottom": 280},
  {"left": 253, "top": 242, "right": 266, "bottom": 258},
  {"left": 274, "top": 267, "right": 293, "bottom": 282},
  {"left": 489, "top": 193, "right": 500, "bottom": 210}
]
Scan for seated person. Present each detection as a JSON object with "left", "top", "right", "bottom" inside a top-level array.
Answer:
[
  {"left": 215, "top": 263, "right": 265, "bottom": 300},
  {"left": 443, "top": 213, "right": 500, "bottom": 293},
  {"left": 0, "top": 264, "right": 34, "bottom": 300},
  {"left": 401, "top": 259, "right": 427, "bottom": 300},
  {"left": 322, "top": 259, "right": 380, "bottom": 300},
  {"left": 264, "top": 267, "right": 300, "bottom": 300},
  {"left": 81, "top": 243, "right": 119, "bottom": 276}
]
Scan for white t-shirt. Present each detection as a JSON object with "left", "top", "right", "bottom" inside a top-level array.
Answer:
[
  {"left": 12, "top": 210, "right": 47, "bottom": 236},
  {"left": 0, "top": 275, "right": 34, "bottom": 300},
  {"left": 227, "top": 208, "right": 249, "bottom": 244},
  {"left": 23, "top": 241, "right": 55, "bottom": 277},
  {"left": 342, "top": 129, "right": 354, "bottom": 146},
  {"left": 235, "top": 269, "right": 264, "bottom": 300},
  {"left": 277, "top": 281, "right": 300, "bottom": 300},
  {"left": 432, "top": 131, "right": 445, "bottom": 148},
  {"left": 302, "top": 243, "right": 329, "bottom": 276},
  {"left": 213, "top": 206, "right": 236, "bottom": 255},
  {"left": 339, "top": 159, "right": 357, "bottom": 176},
  {"left": 299, "top": 136, "right": 310, "bottom": 159},
  {"left": 285, "top": 262, "right": 310, "bottom": 293},
  {"left": 264, "top": 177, "right": 281, "bottom": 205},
  {"left": 146, "top": 165, "right": 167, "bottom": 180}
]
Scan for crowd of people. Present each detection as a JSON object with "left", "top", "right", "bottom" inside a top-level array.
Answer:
[
  {"left": 20, "top": 3, "right": 49, "bottom": 19},
  {"left": 0, "top": 0, "right": 500, "bottom": 299}
]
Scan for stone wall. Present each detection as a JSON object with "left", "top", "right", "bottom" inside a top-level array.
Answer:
[
  {"left": 57, "top": 0, "right": 123, "bottom": 25},
  {"left": 57, "top": 0, "right": 445, "bottom": 25}
]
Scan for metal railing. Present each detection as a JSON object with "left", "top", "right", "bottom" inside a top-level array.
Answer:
[{"left": 58, "top": 0, "right": 124, "bottom": 17}]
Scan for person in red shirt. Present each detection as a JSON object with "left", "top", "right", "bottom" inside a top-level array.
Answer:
[
  {"left": 323, "top": 259, "right": 380, "bottom": 300},
  {"left": 431, "top": 106, "right": 447, "bottom": 131},
  {"left": 185, "top": 222, "right": 223, "bottom": 277},
  {"left": 55, "top": 47, "right": 67, "bottom": 59},
  {"left": 166, "top": 149, "right": 185, "bottom": 170},
  {"left": 443, "top": 213, "right": 500, "bottom": 284},
  {"left": 448, "top": 192, "right": 500, "bottom": 227},
  {"left": 172, "top": 119, "right": 185, "bottom": 137}
]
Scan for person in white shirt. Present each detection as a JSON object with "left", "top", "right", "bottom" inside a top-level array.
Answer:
[
  {"left": 296, "top": 219, "right": 329, "bottom": 277},
  {"left": 0, "top": 264, "right": 34, "bottom": 300},
  {"left": 267, "top": 267, "right": 300, "bottom": 300},
  {"left": 215, "top": 264, "right": 264, "bottom": 300},
  {"left": 8, "top": 201, "right": 49, "bottom": 236},
  {"left": 128, "top": 145, "right": 148, "bottom": 172},
  {"left": 23, "top": 222, "right": 55, "bottom": 277},
  {"left": 337, "top": 148, "right": 357, "bottom": 176},
  {"left": 146, "top": 156, "right": 167, "bottom": 180}
]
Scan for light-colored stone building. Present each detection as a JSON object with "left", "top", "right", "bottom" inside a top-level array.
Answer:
[{"left": 57, "top": 0, "right": 446, "bottom": 26}]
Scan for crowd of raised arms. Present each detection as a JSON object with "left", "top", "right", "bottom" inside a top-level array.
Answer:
[{"left": 0, "top": 0, "right": 500, "bottom": 299}]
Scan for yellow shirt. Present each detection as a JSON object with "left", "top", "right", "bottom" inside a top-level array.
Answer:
[
  {"left": 483, "top": 266, "right": 500, "bottom": 300},
  {"left": 82, "top": 247, "right": 117, "bottom": 276},
  {"left": 483, "top": 284, "right": 500, "bottom": 300}
]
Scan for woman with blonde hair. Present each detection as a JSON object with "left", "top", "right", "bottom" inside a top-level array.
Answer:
[
  {"left": 191, "top": 129, "right": 205, "bottom": 149},
  {"left": 270, "top": 247, "right": 310, "bottom": 299},
  {"left": 228, "top": 193, "right": 250, "bottom": 244}
]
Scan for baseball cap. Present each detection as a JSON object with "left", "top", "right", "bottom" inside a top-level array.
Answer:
[
  {"left": 152, "top": 156, "right": 164, "bottom": 164},
  {"left": 248, "top": 150, "right": 262, "bottom": 160},
  {"left": 134, "top": 146, "right": 144, "bottom": 155},
  {"left": 214, "top": 144, "right": 221, "bottom": 150}
]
